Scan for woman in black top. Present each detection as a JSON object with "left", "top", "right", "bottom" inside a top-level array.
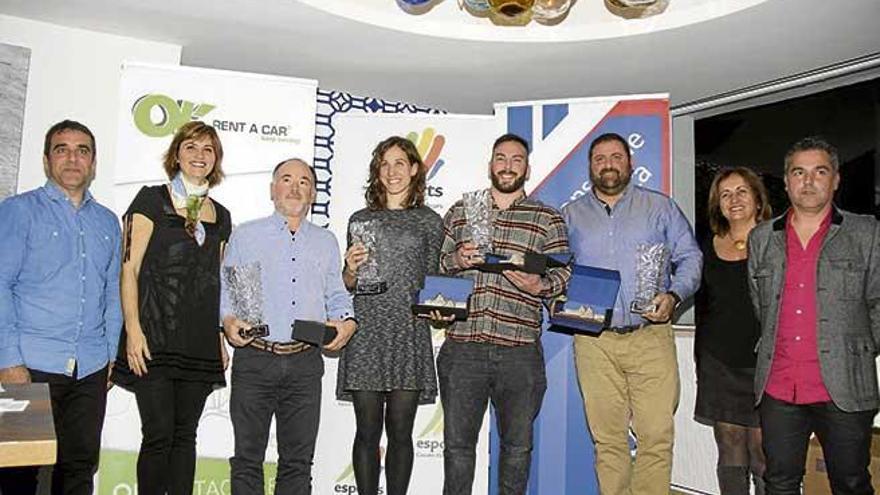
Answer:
[
  {"left": 695, "top": 167, "right": 771, "bottom": 495},
  {"left": 113, "top": 121, "right": 231, "bottom": 495}
]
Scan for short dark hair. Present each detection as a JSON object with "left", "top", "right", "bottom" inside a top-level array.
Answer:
[
  {"left": 365, "top": 136, "right": 426, "bottom": 210},
  {"left": 44, "top": 120, "right": 96, "bottom": 159},
  {"left": 272, "top": 158, "right": 317, "bottom": 186},
  {"left": 784, "top": 136, "right": 839, "bottom": 173},
  {"left": 492, "top": 133, "right": 530, "bottom": 159},
  {"left": 589, "top": 132, "right": 630, "bottom": 160},
  {"left": 707, "top": 167, "right": 772, "bottom": 236}
]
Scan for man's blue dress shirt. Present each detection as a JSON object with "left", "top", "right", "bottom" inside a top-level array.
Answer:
[
  {"left": 0, "top": 181, "right": 122, "bottom": 377},
  {"left": 563, "top": 183, "right": 702, "bottom": 328},
  {"left": 220, "top": 212, "right": 353, "bottom": 343}
]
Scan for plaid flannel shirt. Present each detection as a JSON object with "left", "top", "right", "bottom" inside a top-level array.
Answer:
[{"left": 440, "top": 191, "right": 571, "bottom": 345}]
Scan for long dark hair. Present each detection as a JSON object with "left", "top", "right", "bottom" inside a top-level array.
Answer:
[{"left": 365, "top": 136, "right": 426, "bottom": 210}]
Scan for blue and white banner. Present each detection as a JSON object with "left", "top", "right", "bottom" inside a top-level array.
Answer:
[{"left": 494, "top": 94, "right": 671, "bottom": 495}]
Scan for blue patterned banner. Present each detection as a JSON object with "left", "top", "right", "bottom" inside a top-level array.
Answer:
[
  {"left": 493, "top": 95, "right": 671, "bottom": 495},
  {"left": 312, "top": 90, "right": 443, "bottom": 227}
]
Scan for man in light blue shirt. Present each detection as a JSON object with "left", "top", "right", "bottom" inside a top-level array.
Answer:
[
  {"left": 221, "top": 158, "right": 356, "bottom": 494},
  {"left": 0, "top": 120, "right": 122, "bottom": 495},
  {"left": 563, "top": 133, "right": 701, "bottom": 495}
]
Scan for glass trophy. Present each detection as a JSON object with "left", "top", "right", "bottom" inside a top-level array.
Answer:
[
  {"left": 223, "top": 262, "right": 270, "bottom": 339},
  {"left": 462, "top": 189, "right": 494, "bottom": 258},
  {"left": 349, "top": 219, "right": 387, "bottom": 295},
  {"left": 630, "top": 243, "right": 669, "bottom": 314}
]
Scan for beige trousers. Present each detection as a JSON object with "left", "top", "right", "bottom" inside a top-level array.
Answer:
[{"left": 573, "top": 323, "right": 680, "bottom": 495}]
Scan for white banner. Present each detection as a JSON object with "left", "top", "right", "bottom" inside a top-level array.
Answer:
[
  {"left": 323, "top": 112, "right": 496, "bottom": 494},
  {"left": 112, "top": 62, "right": 317, "bottom": 222},
  {"left": 102, "top": 63, "right": 319, "bottom": 494}
]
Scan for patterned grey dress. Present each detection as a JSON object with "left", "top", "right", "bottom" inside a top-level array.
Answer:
[{"left": 336, "top": 206, "right": 442, "bottom": 404}]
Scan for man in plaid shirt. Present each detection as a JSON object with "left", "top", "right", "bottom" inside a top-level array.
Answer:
[{"left": 437, "top": 133, "right": 571, "bottom": 495}]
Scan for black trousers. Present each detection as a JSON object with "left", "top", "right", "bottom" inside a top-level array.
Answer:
[
  {"left": 229, "top": 346, "right": 323, "bottom": 495},
  {"left": 0, "top": 366, "right": 108, "bottom": 495},
  {"left": 760, "top": 394, "right": 876, "bottom": 495},
  {"left": 134, "top": 377, "right": 214, "bottom": 495}
]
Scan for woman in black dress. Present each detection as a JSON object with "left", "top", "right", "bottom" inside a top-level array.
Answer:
[
  {"left": 695, "top": 167, "right": 771, "bottom": 495},
  {"left": 112, "top": 121, "right": 231, "bottom": 495},
  {"left": 337, "top": 136, "right": 442, "bottom": 495}
]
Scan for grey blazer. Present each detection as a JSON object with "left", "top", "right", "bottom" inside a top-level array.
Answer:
[{"left": 747, "top": 208, "right": 880, "bottom": 412}]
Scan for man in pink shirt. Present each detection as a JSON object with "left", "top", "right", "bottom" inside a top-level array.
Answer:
[{"left": 748, "top": 137, "right": 880, "bottom": 495}]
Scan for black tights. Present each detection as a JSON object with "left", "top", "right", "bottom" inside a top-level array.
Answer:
[
  {"left": 351, "top": 390, "right": 420, "bottom": 495},
  {"left": 714, "top": 421, "right": 766, "bottom": 495}
]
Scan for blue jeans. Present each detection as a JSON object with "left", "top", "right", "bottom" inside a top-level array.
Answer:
[
  {"left": 437, "top": 339, "right": 547, "bottom": 495},
  {"left": 760, "top": 394, "right": 876, "bottom": 495}
]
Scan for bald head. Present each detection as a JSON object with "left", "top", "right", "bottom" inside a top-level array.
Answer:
[{"left": 272, "top": 158, "right": 316, "bottom": 185}]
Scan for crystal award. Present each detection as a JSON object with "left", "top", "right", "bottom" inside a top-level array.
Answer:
[
  {"left": 630, "top": 243, "right": 669, "bottom": 314},
  {"left": 349, "top": 219, "right": 387, "bottom": 295},
  {"left": 223, "top": 262, "right": 270, "bottom": 339},
  {"left": 463, "top": 189, "right": 494, "bottom": 258}
]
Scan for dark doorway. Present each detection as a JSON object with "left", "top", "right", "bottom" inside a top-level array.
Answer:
[{"left": 694, "top": 77, "right": 880, "bottom": 241}]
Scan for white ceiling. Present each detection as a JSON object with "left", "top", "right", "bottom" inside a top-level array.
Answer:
[{"left": 1, "top": 0, "right": 878, "bottom": 114}]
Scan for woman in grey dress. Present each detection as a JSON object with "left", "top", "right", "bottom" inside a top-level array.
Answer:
[{"left": 337, "top": 136, "right": 442, "bottom": 495}]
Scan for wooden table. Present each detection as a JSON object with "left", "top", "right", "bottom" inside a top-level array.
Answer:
[{"left": 0, "top": 383, "right": 56, "bottom": 467}]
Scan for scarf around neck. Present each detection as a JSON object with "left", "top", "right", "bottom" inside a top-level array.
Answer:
[{"left": 170, "top": 173, "right": 209, "bottom": 246}]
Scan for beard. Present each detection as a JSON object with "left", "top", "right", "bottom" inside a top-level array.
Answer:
[
  {"left": 590, "top": 167, "right": 631, "bottom": 196},
  {"left": 273, "top": 193, "right": 312, "bottom": 218},
  {"left": 491, "top": 171, "right": 527, "bottom": 194}
]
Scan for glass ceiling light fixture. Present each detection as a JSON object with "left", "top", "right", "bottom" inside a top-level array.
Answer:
[
  {"left": 397, "top": 0, "right": 669, "bottom": 25},
  {"left": 605, "top": 0, "right": 669, "bottom": 19},
  {"left": 397, "top": 0, "right": 575, "bottom": 25}
]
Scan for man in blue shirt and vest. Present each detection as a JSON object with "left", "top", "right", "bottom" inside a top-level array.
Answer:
[
  {"left": 563, "top": 133, "right": 701, "bottom": 495},
  {"left": 0, "top": 120, "right": 122, "bottom": 495},
  {"left": 221, "top": 158, "right": 356, "bottom": 494}
]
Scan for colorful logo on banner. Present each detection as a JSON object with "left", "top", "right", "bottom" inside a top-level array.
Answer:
[
  {"left": 132, "top": 93, "right": 298, "bottom": 144},
  {"left": 332, "top": 455, "right": 386, "bottom": 494},
  {"left": 332, "top": 463, "right": 360, "bottom": 494},
  {"left": 407, "top": 127, "right": 446, "bottom": 198},
  {"left": 492, "top": 97, "right": 670, "bottom": 495},
  {"left": 415, "top": 407, "right": 445, "bottom": 458},
  {"left": 506, "top": 99, "right": 670, "bottom": 208},
  {"left": 98, "top": 450, "right": 277, "bottom": 494},
  {"left": 132, "top": 94, "right": 216, "bottom": 138}
]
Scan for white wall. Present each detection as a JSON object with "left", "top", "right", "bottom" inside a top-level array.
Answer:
[
  {"left": 674, "top": 329, "right": 720, "bottom": 494},
  {"left": 0, "top": 14, "right": 181, "bottom": 202}
]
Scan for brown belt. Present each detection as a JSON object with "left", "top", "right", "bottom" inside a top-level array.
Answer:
[
  {"left": 606, "top": 323, "right": 648, "bottom": 335},
  {"left": 249, "top": 338, "right": 312, "bottom": 355}
]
